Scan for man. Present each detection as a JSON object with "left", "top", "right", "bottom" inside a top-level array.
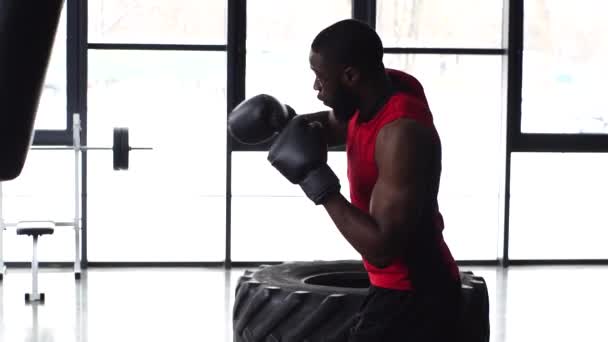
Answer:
[{"left": 229, "top": 19, "right": 462, "bottom": 341}]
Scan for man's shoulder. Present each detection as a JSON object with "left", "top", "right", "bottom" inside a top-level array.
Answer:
[
  {"left": 385, "top": 68, "right": 427, "bottom": 100},
  {"left": 385, "top": 68, "right": 422, "bottom": 85},
  {"left": 385, "top": 92, "right": 429, "bottom": 116},
  {"left": 385, "top": 68, "right": 413, "bottom": 78},
  {"left": 379, "top": 93, "right": 436, "bottom": 136}
]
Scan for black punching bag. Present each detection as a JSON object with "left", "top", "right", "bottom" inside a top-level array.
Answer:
[{"left": 0, "top": 0, "right": 64, "bottom": 181}]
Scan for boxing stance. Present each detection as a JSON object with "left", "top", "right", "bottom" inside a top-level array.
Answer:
[{"left": 229, "top": 19, "right": 462, "bottom": 341}]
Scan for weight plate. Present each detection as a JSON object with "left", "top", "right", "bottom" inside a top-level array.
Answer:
[
  {"left": 121, "top": 128, "right": 129, "bottom": 170},
  {"left": 112, "top": 128, "right": 129, "bottom": 170},
  {"left": 112, "top": 128, "right": 121, "bottom": 170}
]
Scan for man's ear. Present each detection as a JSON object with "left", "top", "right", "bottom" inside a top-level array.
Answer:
[{"left": 342, "top": 66, "right": 360, "bottom": 86}]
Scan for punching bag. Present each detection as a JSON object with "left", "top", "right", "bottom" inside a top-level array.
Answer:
[{"left": 0, "top": 0, "right": 64, "bottom": 181}]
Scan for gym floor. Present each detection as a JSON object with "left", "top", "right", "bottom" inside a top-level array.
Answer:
[{"left": 0, "top": 265, "right": 606, "bottom": 342}]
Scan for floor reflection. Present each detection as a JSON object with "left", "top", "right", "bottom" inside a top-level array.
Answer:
[{"left": 0, "top": 265, "right": 606, "bottom": 342}]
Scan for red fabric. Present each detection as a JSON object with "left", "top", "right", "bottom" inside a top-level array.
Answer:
[{"left": 346, "top": 68, "right": 459, "bottom": 290}]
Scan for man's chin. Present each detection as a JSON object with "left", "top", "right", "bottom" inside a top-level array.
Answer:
[{"left": 333, "top": 108, "right": 356, "bottom": 123}]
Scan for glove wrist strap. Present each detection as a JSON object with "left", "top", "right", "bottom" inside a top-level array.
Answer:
[{"left": 300, "top": 164, "right": 341, "bottom": 205}]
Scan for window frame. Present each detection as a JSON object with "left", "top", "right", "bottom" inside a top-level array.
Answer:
[{"left": 15, "top": 0, "right": 606, "bottom": 269}]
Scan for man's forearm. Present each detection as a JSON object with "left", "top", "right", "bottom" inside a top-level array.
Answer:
[
  {"left": 301, "top": 110, "right": 331, "bottom": 124},
  {"left": 322, "top": 192, "right": 392, "bottom": 267},
  {"left": 301, "top": 111, "right": 346, "bottom": 147}
]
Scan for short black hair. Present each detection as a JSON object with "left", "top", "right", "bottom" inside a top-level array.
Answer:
[{"left": 311, "top": 19, "right": 384, "bottom": 76}]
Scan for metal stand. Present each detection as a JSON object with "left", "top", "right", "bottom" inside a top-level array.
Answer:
[
  {"left": 0, "top": 113, "right": 84, "bottom": 281},
  {"left": 73, "top": 114, "right": 82, "bottom": 280},
  {"left": 25, "top": 234, "right": 44, "bottom": 304},
  {"left": 0, "top": 182, "right": 5, "bottom": 281},
  {"left": 75, "top": 271, "right": 88, "bottom": 341}
]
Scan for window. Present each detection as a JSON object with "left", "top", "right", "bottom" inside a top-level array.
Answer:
[
  {"left": 233, "top": 1, "right": 354, "bottom": 261},
  {"left": 1, "top": 151, "right": 76, "bottom": 262},
  {"left": 88, "top": 0, "right": 227, "bottom": 44},
  {"left": 383, "top": 54, "right": 504, "bottom": 260},
  {"left": 522, "top": 1, "right": 608, "bottom": 134},
  {"left": 86, "top": 51, "right": 226, "bottom": 261},
  {"left": 376, "top": 0, "right": 504, "bottom": 48},
  {"left": 246, "top": 0, "right": 351, "bottom": 113},
  {"left": 231, "top": 152, "right": 357, "bottom": 261},
  {"left": 35, "top": 5, "right": 68, "bottom": 130},
  {"left": 375, "top": 0, "right": 506, "bottom": 260},
  {"left": 510, "top": 153, "right": 608, "bottom": 259}
]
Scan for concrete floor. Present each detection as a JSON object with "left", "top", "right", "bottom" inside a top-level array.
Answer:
[{"left": 0, "top": 265, "right": 606, "bottom": 342}]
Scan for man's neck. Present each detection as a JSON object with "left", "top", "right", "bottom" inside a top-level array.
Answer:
[{"left": 357, "top": 73, "right": 393, "bottom": 123}]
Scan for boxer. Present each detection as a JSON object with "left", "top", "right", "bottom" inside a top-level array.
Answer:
[{"left": 229, "top": 19, "right": 463, "bottom": 341}]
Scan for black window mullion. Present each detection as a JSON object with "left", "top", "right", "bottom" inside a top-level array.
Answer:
[
  {"left": 225, "top": 0, "right": 247, "bottom": 268},
  {"left": 352, "top": 0, "right": 376, "bottom": 28},
  {"left": 32, "top": 130, "right": 73, "bottom": 145},
  {"left": 384, "top": 47, "right": 505, "bottom": 55},
  {"left": 507, "top": 0, "right": 524, "bottom": 145},
  {"left": 87, "top": 43, "right": 227, "bottom": 51},
  {"left": 63, "top": 0, "right": 89, "bottom": 267},
  {"left": 514, "top": 134, "right": 608, "bottom": 153},
  {"left": 500, "top": 0, "right": 524, "bottom": 267}
]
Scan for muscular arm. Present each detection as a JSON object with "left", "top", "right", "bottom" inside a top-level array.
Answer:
[
  {"left": 322, "top": 118, "right": 435, "bottom": 268},
  {"left": 301, "top": 110, "right": 347, "bottom": 148}
]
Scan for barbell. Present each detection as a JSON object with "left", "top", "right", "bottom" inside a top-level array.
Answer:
[{"left": 30, "top": 114, "right": 152, "bottom": 170}]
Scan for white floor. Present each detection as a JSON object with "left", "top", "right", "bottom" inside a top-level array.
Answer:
[{"left": 0, "top": 265, "right": 607, "bottom": 342}]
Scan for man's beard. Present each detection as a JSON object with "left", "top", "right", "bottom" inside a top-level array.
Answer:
[{"left": 331, "top": 86, "right": 359, "bottom": 123}]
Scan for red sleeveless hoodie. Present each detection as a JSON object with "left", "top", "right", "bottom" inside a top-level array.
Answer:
[{"left": 346, "top": 68, "right": 459, "bottom": 291}]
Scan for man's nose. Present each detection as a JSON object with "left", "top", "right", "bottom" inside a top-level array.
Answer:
[{"left": 313, "top": 78, "right": 321, "bottom": 91}]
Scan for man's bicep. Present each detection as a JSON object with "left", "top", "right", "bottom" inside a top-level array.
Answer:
[
  {"left": 379, "top": 119, "right": 434, "bottom": 184},
  {"left": 370, "top": 120, "right": 435, "bottom": 237},
  {"left": 368, "top": 172, "right": 420, "bottom": 265},
  {"left": 370, "top": 180, "right": 415, "bottom": 230}
]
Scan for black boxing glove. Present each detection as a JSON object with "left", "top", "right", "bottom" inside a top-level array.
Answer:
[
  {"left": 228, "top": 94, "right": 296, "bottom": 145},
  {"left": 267, "top": 116, "right": 341, "bottom": 205}
]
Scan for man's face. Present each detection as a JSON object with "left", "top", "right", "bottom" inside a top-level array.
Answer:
[{"left": 309, "top": 50, "right": 359, "bottom": 123}]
